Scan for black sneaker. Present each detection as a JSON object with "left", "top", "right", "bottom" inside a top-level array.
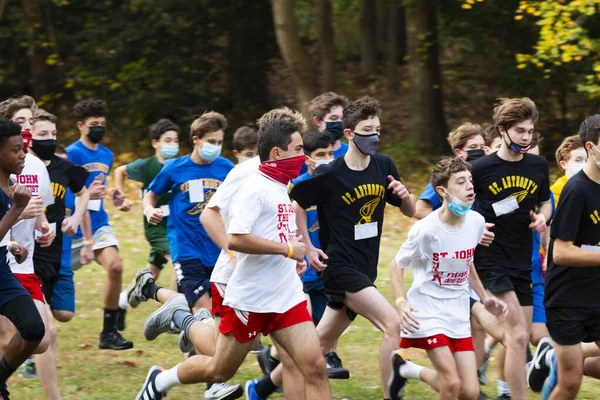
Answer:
[
  {"left": 325, "top": 351, "right": 350, "bottom": 379},
  {"left": 257, "top": 345, "right": 280, "bottom": 376},
  {"left": 0, "top": 383, "right": 10, "bottom": 400},
  {"left": 526, "top": 344, "right": 533, "bottom": 363},
  {"left": 135, "top": 366, "right": 165, "bottom": 400},
  {"left": 99, "top": 329, "right": 133, "bottom": 350},
  {"left": 496, "top": 395, "right": 511, "bottom": 400},
  {"left": 478, "top": 390, "right": 489, "bottom": 399},
  {"left": 388, "top": 350, "right": 408, "bottom": 400},
  {"left": 116, "top": 307, "right": 127, "bottom": 331},
  {"left": 250, "top": 341, "right": 265, "bottom": 354},
  {"left": 527, "top": 336, "right": 553, "bottom": 392}
]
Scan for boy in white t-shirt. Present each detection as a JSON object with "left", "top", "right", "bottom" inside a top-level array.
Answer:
[{"left": 388, "top": 157, "right": 508, "bottom": 400}]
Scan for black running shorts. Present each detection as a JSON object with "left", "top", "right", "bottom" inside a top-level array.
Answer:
[
  {"left": 546, "top": 306, "right": 600, "bottom": 346},
  {"left": 476, "top": 266, "right": 533, "bottom": 306}
]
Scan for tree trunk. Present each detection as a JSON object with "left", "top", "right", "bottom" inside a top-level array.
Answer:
[
  {"left": 387, "top": 0, "right": 399, "bottom": 93},
  {"left": 405, "top": 0, "right": 447, "bottom": 154},
  {"left": 22, "top": 0, "right": 49, "bottom": 99},
  {"left": 316, "top": 0, "right": 335, "bottom": 91},
  {"left": 359, "top": 0, "right": 377, "bottom": 76},
  {"left": 272, "top": 0, "right": 320, "bottom": 120}
]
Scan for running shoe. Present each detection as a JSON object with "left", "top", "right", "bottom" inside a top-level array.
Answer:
[
  {"left": 143, "top": 294, "right": 189, "bottom": 341},
  {"left": 135, "top": 365, "right": 165, "bottom": 400},
  {"left": 325, "top": 351, "right": 350, "bottom": 379},
  {"left": 527, "top": 337, "right": 553, "bottom": 392},
  {"left": 388, "top": 350, "right": 408, "bottom": 400}
]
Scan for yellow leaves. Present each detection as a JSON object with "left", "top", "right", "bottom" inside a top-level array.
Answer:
[
  {"left": 65, "top": 79, "right": 74, "bottom": 89},
  {"left": 517, "top": 64, "right": 527, "bottom": 69},
  {"left": 461, "top": 4, "right": 472, "bottom": 9},
  {"left": 45, "top": 54, "right": 59, "bottom": 66},
  {"left": 515, "top": 15, "right": 524, "bottom": 20}
]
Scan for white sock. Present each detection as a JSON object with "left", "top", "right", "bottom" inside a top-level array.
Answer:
[
  {"left": 155, "top": 364, "right": 181, "bottom": 393},
  {"left": 484, "top": 341, "right": 491, "bottom": 354},
  {"left": 118, "top": 290, "right": 128, "bottom": 310},
  {"left": 497, "top": 379, "right": 510, "bottom": 396},
  {"left": 399, "top": 360, "right": 424, "bottom": 381},
  {"left": 545, "top": 348, "right": 555, "bottom": 366}
]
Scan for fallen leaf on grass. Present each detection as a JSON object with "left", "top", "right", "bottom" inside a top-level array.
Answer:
[
  {"left": 78, "top": 343, "right": 92, "bottom": 349},
  {"left": 123, "top": 361, "right": 136, "bottom": 368},
  {"left": 135, "top": 349, "right": 144, "bottom": 356}
]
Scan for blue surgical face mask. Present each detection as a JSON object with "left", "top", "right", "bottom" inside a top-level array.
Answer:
[
  {"left": 444, "top": 190, "right": 471, "bottom": 217},
  {"left": 160, "top": 144, "right": 179, "bottom": 159},
  {"left": 570, "top": 162, "right": 585, "bottom": 176},
  {"left": 241, "top": 156, "right": 253, "bottom": 163},
  {"left": 592, "top": 145, "right": 600, "bottom": 169},
  {"left": 198, "top": 141, "right": 222, "bottom": 163},
  {"left": 503, "top": 129, "right": 531, "bottom": 154}
]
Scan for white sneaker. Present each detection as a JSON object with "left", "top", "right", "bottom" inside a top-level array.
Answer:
[{"left": 204, "top": 383, "right": 243, "bottom": 400}]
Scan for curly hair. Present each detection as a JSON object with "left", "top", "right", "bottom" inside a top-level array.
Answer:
[
  {"left": 430, "top": 157, "right": 472, "bottom": 199},
  {"left": 72, "top": 99, "right": 108, "bottom": 122},
  {"left": 342, "top": 96, "right": 381, "bottom": 131}
]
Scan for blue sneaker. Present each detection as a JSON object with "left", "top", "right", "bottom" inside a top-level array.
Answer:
[
  {"left": 245, "top": 379, "right": 265, "bottom": 400},
  {"left": 541, "top": 353, "right": 557, "bottom": 400}
]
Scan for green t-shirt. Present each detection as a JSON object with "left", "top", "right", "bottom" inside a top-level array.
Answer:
[{"left": 126, "top": 155, "right": 170, "bottom": 231}]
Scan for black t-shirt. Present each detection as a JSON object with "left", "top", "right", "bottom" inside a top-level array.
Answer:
[
  {"left": 471, "top": 153, "right": 550, "bottom": 270},
  {"left": 545, "top": 171, "right": 600, "bottom": 308},
  {"left": 0, "top": 188, "right": 11, "bottom": 273},
  {"left": 290, "top": 153, "right": 403, "bottom": 281},
  {"left": 34, "top": 155, "right": 88, "bottom": 263}
]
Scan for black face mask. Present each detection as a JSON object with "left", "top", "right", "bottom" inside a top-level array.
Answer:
[
  {"left": 31, "top": 139, "right": 57, "bottom": 161},
  {"left": 87, "top": 126, "right": 105, "bottom": 144},
  {"left": 325, "top": 121, "right": 344, "bottom": 141},
  {"left": 466, "top": 148, "right": 485, "bottom": 162}
]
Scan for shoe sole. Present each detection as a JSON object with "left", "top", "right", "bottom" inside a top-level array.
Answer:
[
  {"left": 128, "top": 268, "right": 152, "bottom": 308},
  {"left": 327, "top": 368, "right": 350, "bottom": 379},
  {"left": 135, "top": 366, "right": 163, "bottom": 400},
  {"left": 527, "top": 337, "right": 552, "bottom": 392},
  {"left": 99, "top": 341, "right": 134, "bottom": 350},
  {"left": 207, "top": 385, "right": 243, "bottom": 400},
  {"left": 143, "top": 295, "right": 187, "bottom": 340},
  {"left": 388, "top": 351, "right": 408, "bottom": 400}
]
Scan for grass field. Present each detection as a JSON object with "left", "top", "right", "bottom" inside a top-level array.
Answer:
[{"left": 9, "top": 178, "right": 600, "bottom": 399}]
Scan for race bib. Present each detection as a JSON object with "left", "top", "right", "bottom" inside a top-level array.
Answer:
[
  {"left": 581, "top": 244, "right": 600, "bottom": 252},
  {"left": 438, "top": 257, "right": 467, "bottom": 273},
  {"left": 87, "top": 199, "right": 102, "bottom": 211},
  {"left": 188, "top": 180, "right": 204, "bottom": 203},
  {"left": 492, "top": 196, "right": 519, "bottom": 217},
  {"left": 160, "top": 205, "right": 170, "bottom": 217},
  {"left": 354, "top": 221, "right": 378, "bottom": 241}
]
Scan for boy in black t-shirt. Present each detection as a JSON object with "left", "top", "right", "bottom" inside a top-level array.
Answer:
[
  {"left": 470, "top": 97, "right": 552, "bottom": 400},
  {"left": 291, "top": 96, "right": 416, "bottom": 400},
  {"left": 541, "top": 114, "right": 600, "bottom": 400}
]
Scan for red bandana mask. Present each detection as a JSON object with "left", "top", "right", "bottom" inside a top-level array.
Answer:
[
  {"left": 259, "top": 155, "right": 306, "bottom": 185},
  {"left": 21, "top": 130, "right": 32, "bottom": 154}
]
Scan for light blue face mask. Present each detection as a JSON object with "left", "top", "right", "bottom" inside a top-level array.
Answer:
[
  {"left": 199, "top": 141, "right": 222, "bottom": 163},
  {"left": 445, "top": 190, "right": 471, "bottom": 217},
  {"left": 592, "top": 146, "right": 600, "bottom": 169},
  {"left": 570, "top": 162, "right": 584, "bottom": 176},
  {"left": 160, "top": 144, "right": 179, "bottom": 159}
]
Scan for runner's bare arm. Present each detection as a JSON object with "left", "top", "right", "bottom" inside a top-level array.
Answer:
[
  {"left": 201, "top": 206, "right": 229, "bottom": 252},
  {"left": 228, "top": 233, "right": 306, "bottom": 263}
]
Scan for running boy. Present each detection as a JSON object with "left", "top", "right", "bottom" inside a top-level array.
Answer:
[
  {"left": 389, "top": 157, "right": 507, "bottom": 400},
  {"left": 231, "top": 126, "right": 258, "bottom": 164},
  {"left": 114, "top": 118, "right": 180, "bottom": 284},
  {"left": 550, "top": 135, "right": 587, "bottom": 204},
  {"left": 470, "top": 97, "right": 551, "bottom": 400},
  {"left": 309, "top": 92, "right": 349, "bottom": 158},
  {"left": 66, "top": 98, "right": 132, "bottom": 350},
  {"left": 142, "top": 111, "right": 234, "bottom": 312},
  {"left": 291, "top": 96, "right": 416, "bottom": 399},
  {"left": 0, "top": 118, "right": 45, "bottom": 399},
  {"left": 541, "top": 114, "right": 600, "bottom": 400}
]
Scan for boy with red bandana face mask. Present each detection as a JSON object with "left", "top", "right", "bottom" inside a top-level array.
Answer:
[{"left": 291, "top": 96, "right": 416, "bottom": 400}]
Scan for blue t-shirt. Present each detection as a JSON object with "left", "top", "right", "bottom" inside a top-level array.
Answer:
[
  {"left": 531, "top": 191, "right": 556, "bottom": 285},
  {"left": 62, "top": 189, "right": 75, "bottom": 268},
  {"left": 418, "top": 183, "right": 443, "bottom": 211},
  {"left": 66, "top": 140, "right": 114, "bottom": 235},
  {"left": 291, "top": 172, "right": 321, "bottom": 283},
  {"left": 149, "top": 155, "right": 234, "bottom": 264},
  {"left": 334, "top": 141, "right": 349, "bottom": 159}
]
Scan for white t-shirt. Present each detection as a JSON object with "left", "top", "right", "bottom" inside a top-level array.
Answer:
[
  {"left": 394, "top": 209, "right": 485, "bottom": 339},
  {"left": 8, "top": 154, "right": 54, "bottom": 274},
  {"left": 208, "top": 156, "right": 260, "bottom": 285},
  {"left": 224, "top": 172, "right": 305, "bottom": 313}
]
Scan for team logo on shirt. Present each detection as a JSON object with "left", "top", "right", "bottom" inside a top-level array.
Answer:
[
  {"left": 52, "top": 182, "right": 66, "bottom": 200},
  {"left": 15, "top": 174, "right": 40, "bottom": 197},
  {"left": 179, "top": 178, "right": 223, "bottom": 215},
  {"left": 487, "top": 175, "right": 539, "bottom": 197},
  {"left": 431, "top": 249, "right": 475, "bottom": 286},
  {"left": 81, "top": 162, "right": 110, "bottom": 174},
  {"left": 340, "top": 183, "right": 386, "bottom": 224},
  {"left": 589, "top": 209, "right": 600, "bottom": 224}
]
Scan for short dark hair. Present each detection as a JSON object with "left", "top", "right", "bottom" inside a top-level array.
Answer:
[
  {"left": 0, "top": 118, "right": 23, "bottom": 147},
  {"left": 233, "top": 126, "right": 259, "bottom": 152},
  {"left": 579, "top": 114, "right": 600, "bottom": 153},
  {"left": 342, "top": 96, "right": 381, "bottom": 131},
  {"left": 484, "top": 124, "right": 499, "bottom": 146},
  {"left": 430, "top": 157, "right": 472, "bottom": 200},
  {"left": 149, "top": 118, "right": 180, "bottom": 142},
  {"left": 302, "top": 132, "right": 331, "bottom": 155},
  {"left": 309, "top": 92, "right": 349, "bottom": 120},
  {"left": 493, "top": 97, "right": 538, "bottom": 133},
  {"left": 258, "top": 120, "right": 300, "bottom": 162},
  {"left": 190, "top": 111, "right": 228, "bottom": 140},
  {"left": 72, "top": 99, "right": 108, "bottom": 122}
]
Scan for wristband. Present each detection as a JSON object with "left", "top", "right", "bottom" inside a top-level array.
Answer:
[
  {"left": 286, "top": 243, "right": 294, "bottom": 259},
  {"left": 84, "top": 239, "right": 93, "bottom": 245},
  {"left": 8, "top": 241, "right": 18, "bottom": 249},
  {"left": 228, "top": 251, "right": 236, "bottom": 259},
  {"left": 395, "top": 296, "right": 406, "bottom": 305}
]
